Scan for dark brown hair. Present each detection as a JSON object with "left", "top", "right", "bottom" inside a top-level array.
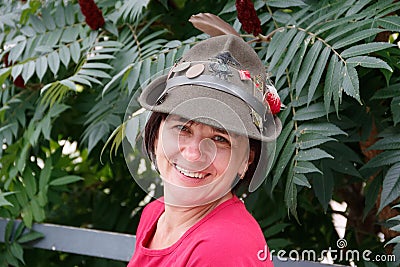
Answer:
[{"left": 143, "top": 112, "right": 261, "bottom": 194}]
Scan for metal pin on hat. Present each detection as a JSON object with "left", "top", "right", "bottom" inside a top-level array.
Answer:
[{"left": 186, "top": 64, "right": 205, "bottom": 79}]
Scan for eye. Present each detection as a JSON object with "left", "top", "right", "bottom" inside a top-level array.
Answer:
[
  {"left": 213, "top": 135, "right": 230, "bottom": 144},
  {"left": 175, "top": 124, "right": 190, "bottom": 133}
]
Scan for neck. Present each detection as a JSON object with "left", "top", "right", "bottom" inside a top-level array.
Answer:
[{"left": 161, "top": 192, "right": 233, "bottom": 231}]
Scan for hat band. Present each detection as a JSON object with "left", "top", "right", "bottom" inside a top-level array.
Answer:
[{"left": 164, "top": 75, "right": 268, "bottom": 117}]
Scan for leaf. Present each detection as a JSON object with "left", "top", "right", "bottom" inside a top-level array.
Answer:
[
  {"left": 41, "top": 8, "right": 56, "bottom": 31},
  {"left": 269, "top": 28, "right": 298, "bottom": 72},
  {"left": 68, "top": 75, "right": 91, "bottom": 87},
  {"left": 11, "top": 64, "right": 23, "bottom": 80},
  {"left": 60, "top": 80, "right": 76, "bottom": 91},
  {"left": 308, "top": 46, "right": 330, "bottom": 105},
  {"left": 21, "top": 206, "right": 33, "bottom": 228},
  {"left": 275, "top": 120, "right": 294, "bottom": 163},
  {"left": 332, "top": 29, "right": 385, "bottom": 49},
  {"left": 312, "top": 168, "right": 334, "bottom": 212},
  {"left": 378, "top": 16, "right": 400, "bottom": 31},
  {"left": 87, "top": 122, "right": 108, "bottom": 152},
  {"left": 315, "top": 13, "right": 366, "bottom": 35},
  {"left": 49, "top": 175, "right": 84, "bottom": 186},
  {"left": 371, "top": 83, "right": 400, "bottom": 99},
  {"left": 325, "top": 20, "right": 374, "bottom": 43},
  {"left": 39, "top": 158, "right": 52, "bottom": 190},
  {"left": 341, "top": 43, "right": 394, "bottom": 58},
  {"left": 265, "top": 29, "right": 286, "bottom": 61},
  {"left": 0, "top": 67, "right": 11, "bottom": 85},
  {"left": 46, "top": 29, "right": 63, "bottom": 47},
  {"left": 379, "top": 163, "right": 400, "bottom": 212},
  {"left": 391, "top": 97, "right": 400, "bottom": 125},
  {"left": 35, "top": 45, "right": 53, "bottom": 54},
  {"left": 104, "top": 21, "right": 119, "bottom": 36},
  {"left": 79, "top": 69, "right": 111, "bottom": 79},
  {"left": 272, "top": 133, "right": 296, "bottom": 192},
  {"left": 264, "top": 223, "right": 291, "bottom": 238},
  {"left": 70, "top": 41, "right": 80, "bottom": 64},
  {"left": 64, "top": 3, "right": 75, "bottom": 25},
  {"left": 59, "top": 45, "right": 70, "bottom": 68},
  {"left": 138, "top": 58, "right": 152, "bottom": 87},
  {"left": 347, "top": 56, "right": 393, "bottom": 72},
  {"left": 389, "top": 215, "right": 400, "bottom": 222},
  {"left": 385, "top": 236, "right": 400, "bottom": 246},
  {"left": 342, "top": 64, "right": 361, "bottom": 103},
  {"left": 294, "top": 161, "right": 322, "bottom": 174},
  {"left": 297, "top": 122, "right": 347, "bottom": 137},
  {"left": 17, "top": 231, "right": 44, "bottom": 244},
  {"left": 54, "top": 4, "right": 65, "bottom": 27},
  {"left": 9, "top": 40, "right": 26, "bottom": 63},
  {"left": 47, "top": 51, "right": 60, "bottom": 75},
  {"left": 323, "top": 55, "right": 340, "bottom": 115},
  {"left": 368, "top": 134, "right": 400, "bottom": 150},
  {"left": 29, "top": 15, "right": 46, "bottom": 33},
  {"left": 306, "top": 2, "right": 350, "bottom": 31},
  {"left": 363, "top": 174, "right": 382, "bottom": 220},
  {"left": 31, "top": 198, "right": 45, "bottom": 222},
  {"left": 10, "top": 242, "right": 24, "bottom": 264},
  {"left": 189, "top": 13, "right": 239, "bottom": 37},
  {"left": 296, "top": 40, "right": 323, "bottom": 96},
  {"left": 346, "top": 0, "right": 373, "bottom": 16},
  {"left": 127, "top": 62, "right": 142, "bottom": 94},
  {"left": 21, "top": 61, "right": 35, "bottom": 83},
  {"left": 295, "top": 148, "right": 334, "bottom": 161},
  {"left": 293, "top": 173, "right": 311, "bottom": 188},
  {"left": 275, "top": 31, "right": 306, "bottom": 82},
  {"left": 298, "top": 133, "right": 336, "bottom": 149},
  {"left": 290, "top": 36, "right": 311, "bottom": 89},
  {"left": 61, "top": 26, "right": 79, "bottom": 43},
  {"left": 285, "top": 165, "right": 299, "bottom": 220},
  {"left": 267, "top": 0, "right": 306, "bottom": 8},
  {"left": 361, "top": 150, "right": 400, "bottom": 169},
  {"left": 0, "top": 192, "right": 14, "bottom": 207},
  {"left": 293, "top": 103, "right": 333, "bottom": 121},
  {"left": 35, "top": 56, "right": 47, "bottom": 81},
  {"left": 23, "top": 167, "right": 36, "bottom": 198},
  {"left": 82, "top": 63, "right": 113, "bottom": 69}
]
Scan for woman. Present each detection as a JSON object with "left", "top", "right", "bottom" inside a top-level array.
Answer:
[{"left": 127, "top": 34, "right": 281, "bottom": 266}]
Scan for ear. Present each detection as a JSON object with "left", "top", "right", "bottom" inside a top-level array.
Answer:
[
  {"left": 248, "top": 148, "right": 255, "bottom": 165},
  {"left": 238, "top": 147, "right": 255, "bottom": 179}
]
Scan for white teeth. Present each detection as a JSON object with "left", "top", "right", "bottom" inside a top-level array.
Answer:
[{"left": 175, "top": 165, "right": 205, "bottom": 179}]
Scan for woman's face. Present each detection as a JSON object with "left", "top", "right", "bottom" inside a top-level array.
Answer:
[{"left": 154, "top": 115, "right": 250, "bottom": 204}]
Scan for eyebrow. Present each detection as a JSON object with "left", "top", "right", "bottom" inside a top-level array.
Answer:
[{"left": 169, "top": 115, "right": 235, "bottom": 137}]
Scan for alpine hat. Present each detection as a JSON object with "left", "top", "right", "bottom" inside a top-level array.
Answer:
[{"left": 139, "top": 34, "right": 282, "bottom": 142}]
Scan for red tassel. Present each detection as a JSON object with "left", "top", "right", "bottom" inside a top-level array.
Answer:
[
  {"left": 78, "top": 0, "right": 105, "bottom": 30},
  {"left": 235, "top": 0, "right": 262, "bottom": 36}
]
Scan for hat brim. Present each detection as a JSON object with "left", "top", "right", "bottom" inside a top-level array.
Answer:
[{"left": 138, "top": 75, "right": 282, "bottom": 142}]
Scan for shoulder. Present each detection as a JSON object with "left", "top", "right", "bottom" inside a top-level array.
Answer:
[
  {"left": 185, "top": 196, "right": 272, "bottom": 266},
  {"left": 136, "top": 198, "right": 164, "bottom": 234}
]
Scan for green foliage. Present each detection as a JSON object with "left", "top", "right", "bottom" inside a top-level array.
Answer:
[{"left": 0, "top": 0, "right": 399, "bottom": 266}]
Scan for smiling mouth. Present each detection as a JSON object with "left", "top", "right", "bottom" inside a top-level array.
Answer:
[{"left": 174, "top": 164, "right": 207, "bottom": 179}]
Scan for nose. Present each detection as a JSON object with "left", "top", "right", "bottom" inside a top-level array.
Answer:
[{"left": 180, "top": 137, "right": 215, "bottom": 164}]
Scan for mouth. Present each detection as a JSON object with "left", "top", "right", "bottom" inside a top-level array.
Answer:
[{"left": 174, "top": 164, "right": 208, "bottom": 179}]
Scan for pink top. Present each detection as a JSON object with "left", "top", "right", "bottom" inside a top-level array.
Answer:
[{"left": 127, "top": 195, "right": 274, "bottom": 266}]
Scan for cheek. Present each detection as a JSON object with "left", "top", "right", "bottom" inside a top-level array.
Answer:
[
  {"left": 213, "top": 148, "right": 234, "bottom": 174},
  {"left": 155, "top": 125, "right": 181, "bottom": 163}
]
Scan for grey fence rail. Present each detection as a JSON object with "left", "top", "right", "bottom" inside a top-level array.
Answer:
[{"left": 0, "top": 218, "right": 345, "bottom": 266}]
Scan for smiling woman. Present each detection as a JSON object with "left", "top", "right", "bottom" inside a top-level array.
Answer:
[{"left": 126, "top": 34, "right": 282, "bottom": 266}]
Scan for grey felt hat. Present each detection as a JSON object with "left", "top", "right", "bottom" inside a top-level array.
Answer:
[{"left": 138, "top": 34, "right": 282, "bottom": 142}]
